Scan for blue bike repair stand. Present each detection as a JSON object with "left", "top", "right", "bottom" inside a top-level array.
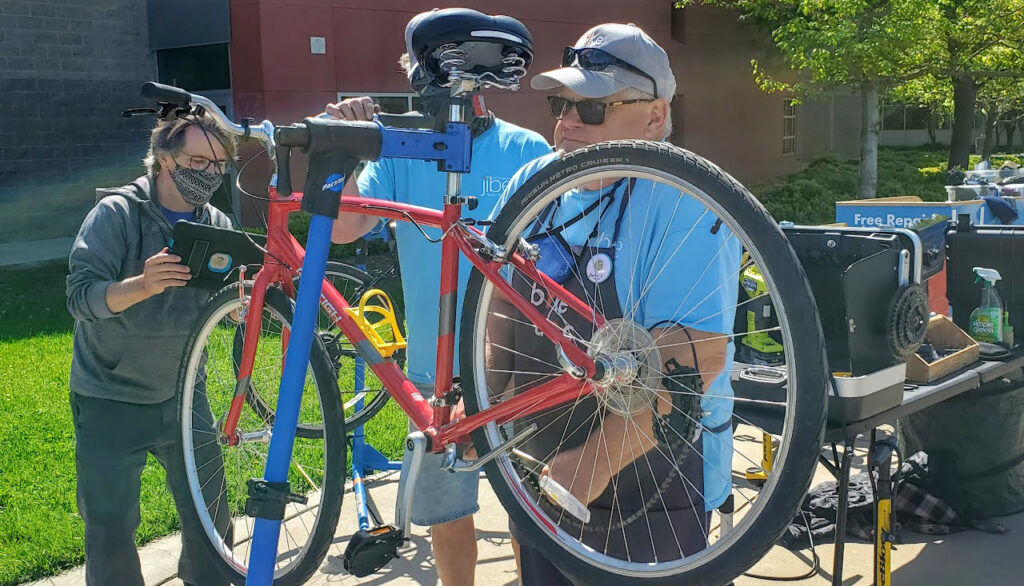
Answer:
[
  {"left": 245, "top": 210, "right": 336, "bottom": 585},
  {"left": 245, "top": 116, "right": 471, "bottom": 586},
  {"left": 349, "top": 239, "right": 401, "bottom": 532}
]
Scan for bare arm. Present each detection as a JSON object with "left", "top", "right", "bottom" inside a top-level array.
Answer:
[
  {"left": 105, "top": 248, "right": 192, "bottom": 313},
  {"left": 545, "top": 325, "right": 727, "bottom": 504}
]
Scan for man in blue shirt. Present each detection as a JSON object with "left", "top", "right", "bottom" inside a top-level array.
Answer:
[
  {"left": 327, "top": 10, "right": 551, "bottom": 585},
  {"left": 488, "top": 23, "right": 739, "bottom": 583}
]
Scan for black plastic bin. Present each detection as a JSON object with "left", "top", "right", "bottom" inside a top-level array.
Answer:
[{"left": 898, "top": 369, "right": 1024, "bottom": 518}]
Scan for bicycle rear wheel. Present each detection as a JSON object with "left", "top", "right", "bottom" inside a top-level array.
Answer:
[
  {"left": 245, "top": 261, "right": 401, "bottom": 431},
  {"left": 177, "top": 285, "right": 345, "bottom": 585},
  {"left": 461, "top": 141, "right": 827, "bottom": 585}
]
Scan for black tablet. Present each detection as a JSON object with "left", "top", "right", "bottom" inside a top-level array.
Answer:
[{"left": 169, "top": 221, "right": 266, "bottom": 288}]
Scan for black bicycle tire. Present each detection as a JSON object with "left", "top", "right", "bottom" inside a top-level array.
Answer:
[
  {"left": 176, "top": 285, "right": 346, "bottom": 586},
  {"left": 460, "top": 140, "right": 827, "bottom": 586},
  {"left": 243, "top": 261, "right": 398, "bottom": 431}
]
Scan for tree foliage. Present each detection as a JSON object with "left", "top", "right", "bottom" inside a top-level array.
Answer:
[{"left": 682, "top": 0, "right": 1024, "bottom": 175}]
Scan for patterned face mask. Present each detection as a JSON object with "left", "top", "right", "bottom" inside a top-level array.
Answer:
[{"left": 169, "top": 164, "right": 223, "bottom": 207}]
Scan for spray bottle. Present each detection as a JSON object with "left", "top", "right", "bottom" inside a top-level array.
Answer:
[{"left": 969, "top": 267, "right": 1004, "bottom": 343}]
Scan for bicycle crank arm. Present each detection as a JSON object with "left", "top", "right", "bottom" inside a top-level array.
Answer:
[{"left": 442, "top": 423, "right": 538, "bottom": 473}]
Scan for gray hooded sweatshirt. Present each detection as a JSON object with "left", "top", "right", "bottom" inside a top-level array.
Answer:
[{"left": 66, "top": 174, "right": 232, "bottom": 404}]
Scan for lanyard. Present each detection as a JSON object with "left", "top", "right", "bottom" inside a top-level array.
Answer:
[{"left": 530, "top": 178, "right": 635, "bottom": 244}]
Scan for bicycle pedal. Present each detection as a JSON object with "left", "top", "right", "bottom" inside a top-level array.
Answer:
[{"left": 343, "top": 524, "right": 404, "bottom": 577}]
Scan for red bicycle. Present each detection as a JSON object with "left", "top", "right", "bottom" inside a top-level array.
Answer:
[{"left": 164, "top": 24, "right": 827, "bottom": 586}]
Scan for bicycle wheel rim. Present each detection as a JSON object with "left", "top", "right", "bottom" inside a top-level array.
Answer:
[
  {"left": 462, "top": 143, "right": 826, "bottom": 581},
  {"left": 179, "top": 290, "right": 338, "bottom": 581}
]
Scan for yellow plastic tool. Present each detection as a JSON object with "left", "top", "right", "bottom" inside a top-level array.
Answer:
[
  {"left": 745, "top": 431, "right": 776, "bottom": 486},
  {"left": 343, "top": 289, "right": 407, "bottom": 358}
]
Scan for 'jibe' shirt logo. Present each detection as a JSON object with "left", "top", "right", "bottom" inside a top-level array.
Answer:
[{"left": 481, "top": 175, "right": 512, "bottom": 198}]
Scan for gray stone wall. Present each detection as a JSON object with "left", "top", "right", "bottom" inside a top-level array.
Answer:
[{"left": 0, "top": 0, "right": 156, "bottom": 244}]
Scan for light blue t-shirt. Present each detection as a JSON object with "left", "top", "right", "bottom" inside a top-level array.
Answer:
[
  {"left": 495, "top": 152, "right": 739, "bottom": 510},
  {"left": 357, "top": 118, "right": 551, "bottom": 385}
]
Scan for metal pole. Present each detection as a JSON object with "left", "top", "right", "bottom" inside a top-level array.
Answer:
[{"left": 246, "top": 213, "right": 334, "bottom": 585}]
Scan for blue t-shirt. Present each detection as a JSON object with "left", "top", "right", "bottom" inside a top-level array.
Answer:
[
  {"left": 495, "top": 152, "right": 740, "bottom": 509},
  {"left": 161, "top": 206, "right": 194, "bottom": 226},
  {"left": 357, "top": 118, "right": 551, "bottom": 385}
]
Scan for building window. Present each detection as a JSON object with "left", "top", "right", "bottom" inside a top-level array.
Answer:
[
  {"left": 880, "top": 104, "right": 949, "bottom": 131},
  {"left": 783, "top": 99, "right": 797, "bottom": 156},
  {"left": 336, "top": 92, "right": 421, "bottom": 114}
]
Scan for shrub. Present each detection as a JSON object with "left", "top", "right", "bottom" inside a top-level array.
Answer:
[{"left": 753, "top": 147, "right": 950, "bottom": 224}]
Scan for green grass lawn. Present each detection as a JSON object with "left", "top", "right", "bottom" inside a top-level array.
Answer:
[{"left": 0, "top": 261, "right": 406, "bottom": 585}]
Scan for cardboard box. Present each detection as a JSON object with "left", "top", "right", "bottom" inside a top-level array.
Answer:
[
  {"left": 835, "top": 196, "right": 986, "bottom": 228},
  {"left": 906, "top": 314, "right": 980, "bottom": 383}
]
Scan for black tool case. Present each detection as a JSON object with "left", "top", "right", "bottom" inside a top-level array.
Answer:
[
  {"left": 946, "top": 220, "right": 1024, "bottom": 337},
  {"left": 733, "top": 226, "right": 927, "bottom": 426}
]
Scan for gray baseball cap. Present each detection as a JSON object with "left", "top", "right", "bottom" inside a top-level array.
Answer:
[{"left": 531, "top": 23, "right": 676, "bottom": 100}]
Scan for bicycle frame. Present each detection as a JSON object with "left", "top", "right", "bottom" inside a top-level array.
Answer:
[{"left": 223, "top": 185, "right": 607, "bottom": 453}]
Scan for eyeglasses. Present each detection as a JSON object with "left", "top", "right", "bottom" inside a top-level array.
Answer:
[
  {"left": 176, "top": 152, "right": 229, "bottom": 174},
  {"left": 562, "top": 46, "right": 659, "bottom": 100},
  {"left": 546, "top": 95, "right": 654, "bottom": 125}
]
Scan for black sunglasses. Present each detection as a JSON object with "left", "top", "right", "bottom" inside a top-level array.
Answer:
[
  {"left": 546, "top": 95, "right": 654, "bottom": 125},
  {"left": 562, "top": 46, "right": 659, "bottom": 99}
]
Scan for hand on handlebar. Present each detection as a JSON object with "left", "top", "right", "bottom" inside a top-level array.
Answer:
[{"left": 325, "top": 97, "right": 381, "bottom": 122}]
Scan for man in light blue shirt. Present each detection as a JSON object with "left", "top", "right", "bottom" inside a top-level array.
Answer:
[
  {"left": 488, "top": 23, "right": 739, "bottom": 583},
  {"left": 327, "top": 10, "right": 550, "bottom": 585}
]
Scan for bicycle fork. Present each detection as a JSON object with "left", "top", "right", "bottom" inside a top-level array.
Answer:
[{"left": 221, "top": 276, "right": 273, "bottom": 446}]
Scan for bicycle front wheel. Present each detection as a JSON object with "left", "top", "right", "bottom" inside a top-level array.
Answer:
[
  {"left": 177, "top": 284, "right": 345, "bottom": 585},
  {"left": 461, "top": 141, "right": 828, "bottom": 585}
]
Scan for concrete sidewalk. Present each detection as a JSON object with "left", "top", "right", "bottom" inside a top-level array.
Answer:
[
  {"left": 0, "top": 237, "right": 73, "bottom": 268},
  {"left": 33, "top": 462, "right": 1024, "bottom": 586}
]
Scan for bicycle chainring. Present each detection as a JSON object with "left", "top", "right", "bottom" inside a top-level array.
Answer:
[{"left": 887, "top": 284, "right": 929, "bottom": 359}]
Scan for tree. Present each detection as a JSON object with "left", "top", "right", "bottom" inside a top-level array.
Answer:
[
  {"left": 922, "top": 1, "right": 1024, "bottom": 168},
  {"left": 976, "top": 77, "right": 1024, "bottom": 159},
  {"left": 684, "top": 1, "right": 941, "bottom": 198},
  {"left": 888, "top": 75, "right": 953, "bottom": 147}
]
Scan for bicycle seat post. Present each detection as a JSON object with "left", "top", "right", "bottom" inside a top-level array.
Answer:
[{"left": 444, "top": 78, "right": 475, "bottom": 205}]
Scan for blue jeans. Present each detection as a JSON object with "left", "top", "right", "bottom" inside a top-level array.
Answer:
[{"left": 395, "top": 382, "right": 480, "bottom": 526}]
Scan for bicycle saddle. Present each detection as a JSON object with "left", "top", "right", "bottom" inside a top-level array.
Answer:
[{"left": 405, "top": 8, "right": 533, "bottom": 94}]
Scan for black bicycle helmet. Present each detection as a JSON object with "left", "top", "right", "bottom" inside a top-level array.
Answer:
[{"left": 404, "top": 8, "right": 534, "bottom": 95}]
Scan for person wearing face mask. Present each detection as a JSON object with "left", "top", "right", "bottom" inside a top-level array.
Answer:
[
  {"left": 65, "top": 113, "right": 236, "bottom": 585},
  {"left": 487, "top": 23, "right": 740, "bottom": 584},
  {"left": 325, "top": 9, "right": 551, "bottom": 586}
]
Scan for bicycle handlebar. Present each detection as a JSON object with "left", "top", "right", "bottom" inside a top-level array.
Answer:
[
  {"left": 139, "top": 81, "right": 276, "bottom": 150},
  {"left": 140, "top": 81, "right": 191, "bottom": 106}
]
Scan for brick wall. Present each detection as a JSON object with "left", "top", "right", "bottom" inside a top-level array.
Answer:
[{"left": 0, "top": 0, "right": 156, "bottom": 244}]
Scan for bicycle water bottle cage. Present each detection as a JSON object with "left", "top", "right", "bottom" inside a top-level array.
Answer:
[{"left": 343, "top": 289, "right": 408, "bottom": 358}]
